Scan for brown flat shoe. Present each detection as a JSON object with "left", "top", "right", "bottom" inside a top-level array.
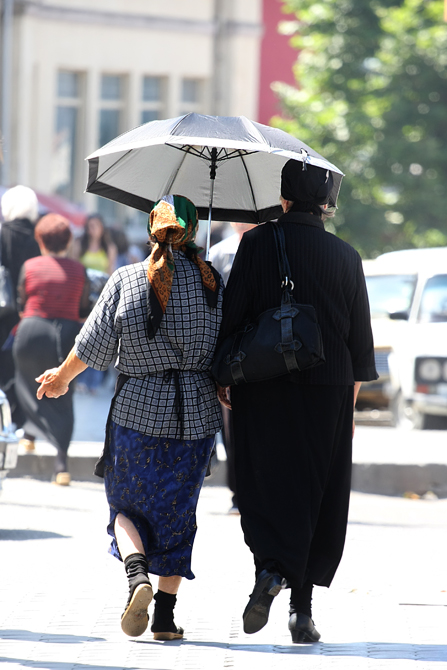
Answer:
[
  {"left": 153, "top": 626, "right": 184, "bottom": 641},
  {"left": 53, "top": 472, "right": 71, "bottom": 486},
  {"left": 19, "top": 438, "right": 35, "bottom": 452},
  {"left": 121, "top": 583, "right": 153, "bottom": 637}
]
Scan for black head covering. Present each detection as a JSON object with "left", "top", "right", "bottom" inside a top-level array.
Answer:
[{"left": 281, "top": 159, "right": 334, "bottom": 205}]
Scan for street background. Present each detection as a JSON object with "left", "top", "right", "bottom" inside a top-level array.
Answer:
[{"left": 1, "top": 384, "right": 447, "bottom": 669}]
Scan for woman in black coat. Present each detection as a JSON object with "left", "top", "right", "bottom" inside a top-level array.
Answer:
[
  {"left": 0, "top": 186, "right": 40, "bottom": 430},
  {"left": 217, "top": 160, "right": 377, "bottom": 643}
]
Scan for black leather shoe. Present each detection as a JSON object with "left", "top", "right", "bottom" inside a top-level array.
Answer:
[
  {"left": 289, "top": 612, "right": 321, "bottom": 643},
  {"left": 243, "top": 569, "right": 286, "bottom": 634}
]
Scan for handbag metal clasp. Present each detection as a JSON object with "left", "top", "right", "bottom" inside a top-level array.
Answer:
[{"left": 225, "top": 351, "right": 246, "bottom": 364}]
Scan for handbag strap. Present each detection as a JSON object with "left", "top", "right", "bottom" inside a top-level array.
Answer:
[
  {"left": 271, "top": 222, "right": 301, "bottom": 374},
  {"left": 272, "top": 222, "right": 293, "bottom": 292},
  {"left": 224, "top": 222, "right": 302, "bottom": 384},
  {"left": 226, "top": 327, "right": 248, "bottom": 385}
]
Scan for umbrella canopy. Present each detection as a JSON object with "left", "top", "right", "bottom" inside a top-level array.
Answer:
[{"left": 86, "top": 114, "right": 344, "bottom": 225}]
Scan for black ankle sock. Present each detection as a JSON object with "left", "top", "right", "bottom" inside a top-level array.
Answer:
[
  {"left": 151, "top": 590, "right": 178, "bottom": 633},
  {"left": 124, "top": 553, "right": 151, "bottom": 603},
  {"left": 290, "top": 580, "right": 313, "bottom": 618}
]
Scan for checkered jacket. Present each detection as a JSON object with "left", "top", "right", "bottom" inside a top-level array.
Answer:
[{"left": 75, "top": 252, "right": 223, "bottom": 440}]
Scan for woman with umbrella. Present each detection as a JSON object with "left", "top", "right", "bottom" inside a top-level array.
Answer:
[
  {"left": 217, "top": 160, "right": 377, "bottom": 642},
  {"left": 36, "top": 195, "right": 223, "bottom": 640}
]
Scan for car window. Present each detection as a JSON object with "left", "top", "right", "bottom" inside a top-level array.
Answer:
[
  {"left": 365, "top": 274, "right": 417, "bottom": 317},
  {"left": 418, "top": 274, "right": 447, "bottom": 323}
]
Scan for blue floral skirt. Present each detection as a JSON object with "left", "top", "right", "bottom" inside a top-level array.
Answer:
[{"left": 104, "top": 421, "right": 214, "bottom": 579}]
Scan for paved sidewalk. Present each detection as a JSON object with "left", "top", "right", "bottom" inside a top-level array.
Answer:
[{"left": 0, "top": 479, "right": 446, "bottom": 669}]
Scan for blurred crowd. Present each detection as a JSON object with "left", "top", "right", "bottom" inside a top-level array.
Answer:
[
  {"left": 0, "top": 183, "right": 234, "bottom": 486},
  {"left": 0, "top": 185, "right": 147, "bottom": 483}
]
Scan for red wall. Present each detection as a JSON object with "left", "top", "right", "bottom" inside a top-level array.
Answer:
[{"left": 258, "top": 0, "right": 297, "bottom": 125}]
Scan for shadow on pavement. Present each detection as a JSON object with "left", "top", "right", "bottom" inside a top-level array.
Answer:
[
  {"left": 0, "top": 529, "right": 70, "bottom": 541},
  {"left": 0, "top": 631, "right": 105, "bottom": 644},
  {"left": 0, "top": 661, "right": 115, "bottom": 670},
  {"left": 132, "top": 638, "right": 447, "bottom": 660}
]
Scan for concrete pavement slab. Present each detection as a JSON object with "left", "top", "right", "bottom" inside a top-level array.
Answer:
[{"left": 0, "top": 480, "right": 446, "bottom": 669}]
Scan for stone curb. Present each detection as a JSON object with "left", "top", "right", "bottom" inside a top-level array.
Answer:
[
  {"left": 11, "top": 451, "right": 227, "bottom": 486},
  {"left": 10, "top": 452, "right": 447, "bottom": 497},
  {"left": 351, "top": 462, "right": 447, "bottom": 498}
]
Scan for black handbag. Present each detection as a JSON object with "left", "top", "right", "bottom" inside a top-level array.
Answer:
[
  {"left": 211, "top": 222, "right": 325, "bottom": 386},
  {"left": 0, "top": 223, "right": 16, "bottom": 319}
]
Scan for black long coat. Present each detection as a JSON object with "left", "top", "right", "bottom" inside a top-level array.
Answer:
[
  {"left": 0, "top": 217, "right": 40, "bottom": 425},
  {"left": 0, "top": 217, "right": 40, "bottom": 347},
  {"left": 219, "top": 212, "right": 377, "bottom": 589}
]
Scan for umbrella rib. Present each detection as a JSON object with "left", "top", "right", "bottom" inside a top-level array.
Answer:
[
  {"left": 240, "top": 154, "right": 259, "bottom": 221},
  {"left": 166, "top": 144, "right": 208, "bottom": 161},
  {"left": 95, "top": 149, "right": 134, "bottom": 182},
  {"left": 167, "top": 144, "right": 257, "bottom": 163},
  {"left": 216, "top": 149, "right": 258, "bottom": 162},
  {"left": 164, "top": 146, "right": 192, "bottom": 194}
]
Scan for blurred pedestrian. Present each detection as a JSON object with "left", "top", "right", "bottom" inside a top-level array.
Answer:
[
  {"left": 36, "top": 195, "right": 223, "bottom": 640},
  {"left": 0, "top": 185, "right": 40, "bottom": 442},
  {"left": 110, "top": 227, "right": 145, "bottom": 269},
  {"left": 217, "top": 161, "right": 377, "bottom": 642},
  {"left": 75, "top": 213, "right": 117, "bottom": 275},
  {"left": 209, "top": 223, "right": 256, "bottom": 284},
  {"left": 209, "top": 222, "right": 256, "bottom": 514},
  {"left": 74, "top": 214, "right": 117, "bottom": 392},
  {"left": 13, "top": 214, "right": 90, "bottom": 485}
]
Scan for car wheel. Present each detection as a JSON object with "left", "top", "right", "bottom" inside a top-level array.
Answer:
[{"left": 392, "top": 391, "right": 428, "bottom": 430}]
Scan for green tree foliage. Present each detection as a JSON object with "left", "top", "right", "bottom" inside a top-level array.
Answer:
[{"left": 273, "top": 0, "right": 447, "bottom": 257}]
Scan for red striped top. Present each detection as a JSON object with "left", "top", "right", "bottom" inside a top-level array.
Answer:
[{"left": 22, "top": 256, "right": 85, "bottom": 321}]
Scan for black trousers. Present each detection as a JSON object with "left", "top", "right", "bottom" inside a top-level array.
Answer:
[
  {"left": 232, "top": 378, "right": 353, "bottom": 589},
  {"left": 0, "top": 347, "right": 26, "bottom": 428},
  {"left": 13, "top": 317, "right": 81, "bottom": 473}
]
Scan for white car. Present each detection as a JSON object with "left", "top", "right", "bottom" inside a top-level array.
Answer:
[
  {"left": 361, "top": 247, "right": 447, "bottom": 429},
  {"left": 0, "top": 390, "right": 19, "bottom": 493}
]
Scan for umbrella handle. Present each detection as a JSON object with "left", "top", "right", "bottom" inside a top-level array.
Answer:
[{"left": 205, "top": 147, "right": 218, "bottom": 260}]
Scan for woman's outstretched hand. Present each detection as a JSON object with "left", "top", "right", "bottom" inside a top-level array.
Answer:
[
  {"left": 36, "top": 368, "right": 70, "bottom": 399},
  {"left": 36, "top": 347, "right": 88, "bottom": 399},
  {"left": 217, "top": 383, "right": 232, "bottom": 410}
]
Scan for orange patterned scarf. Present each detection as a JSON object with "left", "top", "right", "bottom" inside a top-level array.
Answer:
[{"left": 147, "top": 194, "right": 218, "bottom": 338}]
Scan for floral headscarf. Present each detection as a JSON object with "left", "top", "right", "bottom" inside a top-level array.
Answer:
[{"left": 147, "top": 194, "right": 218, "bottom": 338}]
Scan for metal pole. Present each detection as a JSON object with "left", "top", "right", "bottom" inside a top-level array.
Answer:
[
  {"left": 206, "top": 179, "right": 215, "bottom": 261},
  {"left": 1, "top": 0, "right": 14, "bottom": 186},
  {"left": 205, "top": 147, "right": 218, "bottom": 260}
]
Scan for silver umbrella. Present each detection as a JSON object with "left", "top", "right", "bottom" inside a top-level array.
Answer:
[{"left": 86, "top": 113, "right": 344, "bottom": 257}]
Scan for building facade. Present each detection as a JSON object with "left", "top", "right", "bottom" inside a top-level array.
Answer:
[
  {"left": 258, "top": 0, "right": 297, "bottom": 125},
  {"left": 1, "top": 0, "right": 263, "bottom": 224}
]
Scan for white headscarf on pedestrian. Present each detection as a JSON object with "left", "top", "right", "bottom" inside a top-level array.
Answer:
[{"left": 1, "top": 185, "right": 39, "bottom": 223}]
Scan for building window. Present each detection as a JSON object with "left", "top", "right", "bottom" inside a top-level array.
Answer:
[
  {"left": 99, "top": 74, "right": 124, "bottom": 146},
  {"left": 51, "top": 71, "right": 82, "bottom": 200},
  {"left": 141, "top": 76, "right": 166, "bottom": 125},
  {"left": 98, "top": 74, "right": 125, "bottom": 221},
  {"left": 179, "top": 78, "right": 203, "bottom": 115}
]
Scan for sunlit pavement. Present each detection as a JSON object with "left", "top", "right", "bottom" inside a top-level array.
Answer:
[
  {"left": 5, "top": 382, "right": 447, "bottom": 667},
  {"left": 0, "top": 478, "right": 446, "bottom": 670}
]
